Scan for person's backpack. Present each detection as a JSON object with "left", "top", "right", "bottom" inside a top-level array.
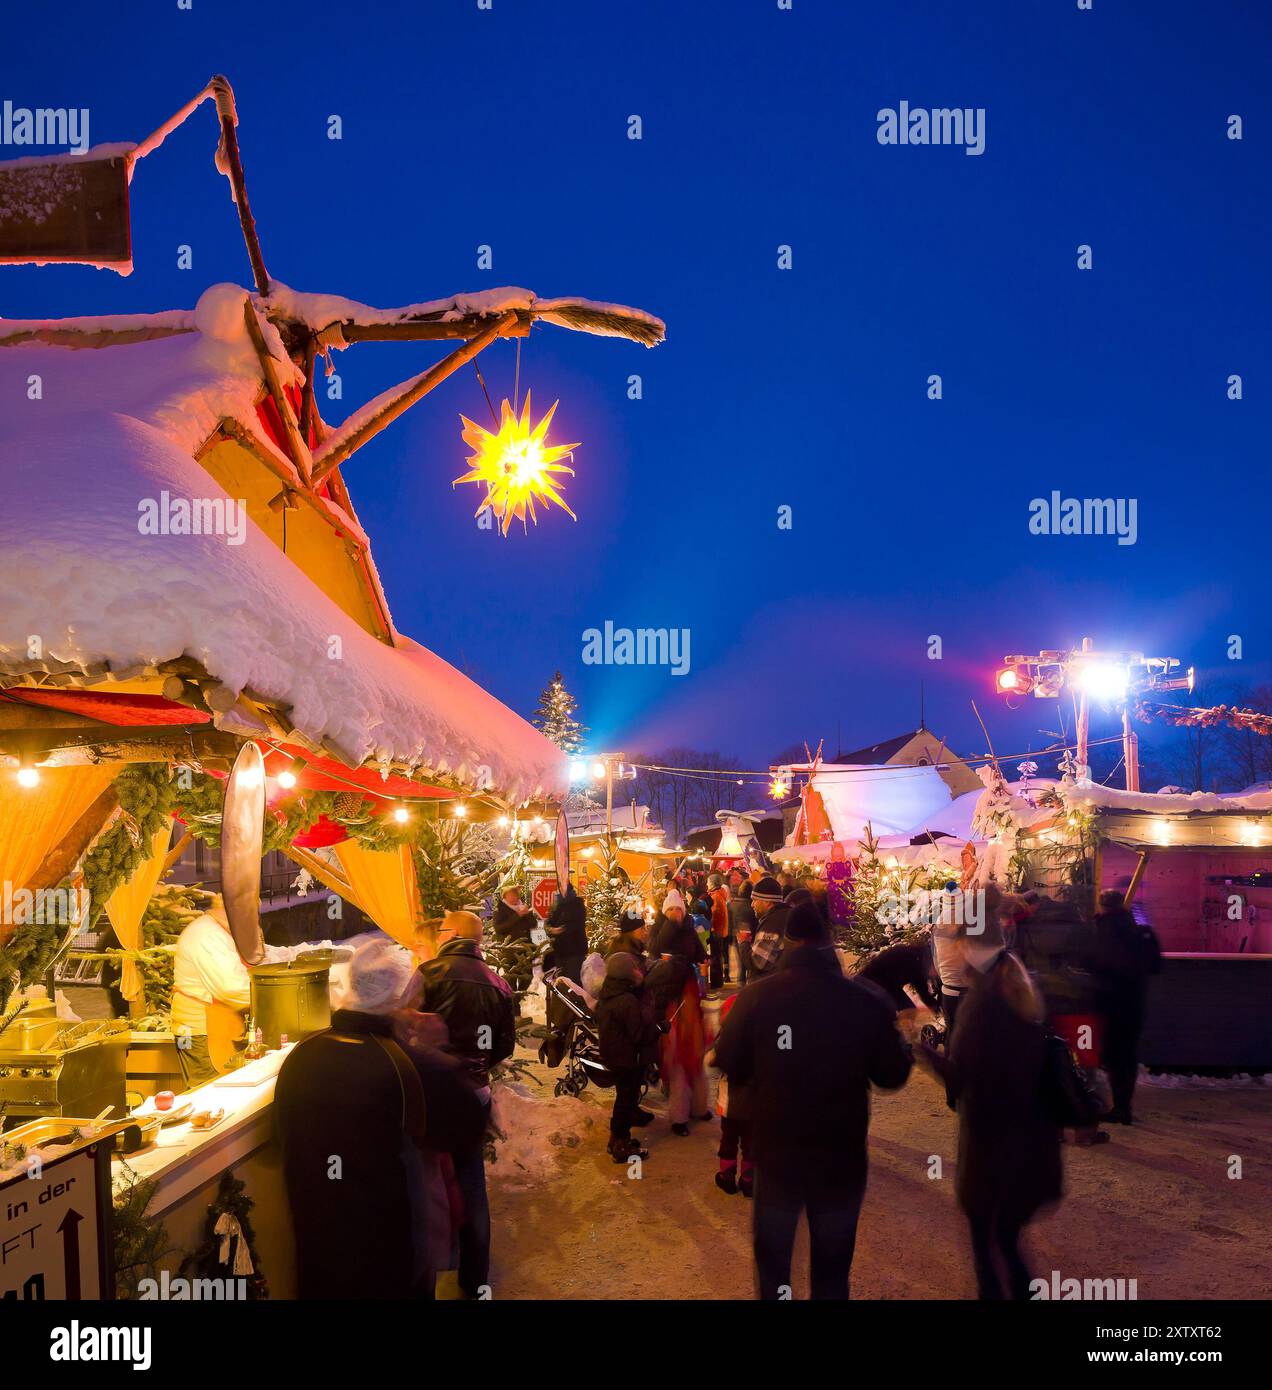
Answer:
[{"left": 1039, "top": 1032, "right": 1102, "bottom": 1128}]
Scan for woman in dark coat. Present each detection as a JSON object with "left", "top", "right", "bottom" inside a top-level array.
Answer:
[
  {"left": 545, "top": 882, "right": 588, "bottom": 983},
  {"left": 1086, "top": 889, "right": 1161, "bottom": 1124},
  {"left": 924, "top": 941, "right": 1062, "bottom": 1300}
]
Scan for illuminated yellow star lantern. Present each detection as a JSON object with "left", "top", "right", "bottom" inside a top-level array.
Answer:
[{"left": 454, "top": 392, "right": 579, "bottom": 536}]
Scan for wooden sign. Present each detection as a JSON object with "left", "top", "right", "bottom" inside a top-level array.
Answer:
[
  {"left": 554, "top": 808, "right": 570, "bottom": 889},
  {"left": 223, "top": 740, "right": 267, "bottom": 965},
  {"left": 0, "top": 152, "right": 132, "bottom": 268},
  {"left": 1, "top": 1142, "right": 113, "bottom": 1300}
]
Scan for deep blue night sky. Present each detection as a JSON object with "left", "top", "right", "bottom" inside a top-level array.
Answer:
[{"left": 6, "top": 1, "right": 1271, "bottom": 779}]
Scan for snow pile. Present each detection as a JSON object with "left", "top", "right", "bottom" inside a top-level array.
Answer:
[
  {"left": 1068, "top": 783, "right": 1272, "bottom": 816},
  {"left": 1141, "top": 1069, "right": 1268, "bottom": 1089},
  {"left": 488, "top": 1077, "right": 604, "bottom": 1189}
]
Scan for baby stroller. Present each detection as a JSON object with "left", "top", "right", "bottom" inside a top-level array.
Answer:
[{"left": 538, "top": 969, "right": 615, "bottom": 1097}]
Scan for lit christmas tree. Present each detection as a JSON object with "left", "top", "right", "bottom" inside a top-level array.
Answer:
[{"left": 531, "top": 671, "right": 588, "bottom": 754}]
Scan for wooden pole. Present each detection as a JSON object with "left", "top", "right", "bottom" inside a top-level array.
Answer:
[
  {"left": 1124, "top": 849, "right": 1151, "bottom": 906},
  {"left": 309, "top": 311, "right": 518, "bottom": 487},
  {"left": 210, "top": 75, "right": 271, "bottom": 298},
  {"left": 1122, "top": 706, "right": 1140, "bottom": 792},
  {"left": 298, "top": 333, "right": 318, "bottom": 444},
  {"left": 1075, "top": 636, "right": 1093, "bottom": 776},
  {"left": 242, "top": 298, "right": 312, "bottom": 484}
]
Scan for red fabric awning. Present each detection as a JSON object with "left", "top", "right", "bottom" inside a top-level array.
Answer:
[
  {"left": 261, "top": 745, "right": 451, "bottom": 802},
  {"left": 0, "top": 688, "right": 212, "bottom": 725}
]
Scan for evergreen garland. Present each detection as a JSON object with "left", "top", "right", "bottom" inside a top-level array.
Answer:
[
  {"left": 81, "top": 764, "right": 174, "bottom": 926},
  {"left": 178, "top": 1170, "right": 268, "bottom": 1300}
]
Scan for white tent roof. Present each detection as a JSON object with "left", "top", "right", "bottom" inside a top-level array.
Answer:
[{"left": 787, "top": 761, "right": 955, "bottom": 840}]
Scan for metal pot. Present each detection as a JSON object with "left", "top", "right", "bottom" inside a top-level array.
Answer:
[{"left": 248, "top": 960, "right": 332, "bottom": 1048}]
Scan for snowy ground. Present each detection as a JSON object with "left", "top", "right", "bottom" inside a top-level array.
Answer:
[{"left": 486, "top": 1011, "right": 1272, "bottom": 1301}]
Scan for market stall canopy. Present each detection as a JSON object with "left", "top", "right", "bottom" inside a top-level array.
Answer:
[
  {"left": 0, "top": 285, "right": 587, "bottom": 802},
  {"left": 780, "top": 761, "right": 956, "bottom": 842}
]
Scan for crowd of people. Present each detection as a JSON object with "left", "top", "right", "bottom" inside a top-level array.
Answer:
[
  {"left": 272, "top": 858, "right": 1161, "bottom": 1302},
  {"left": 590, "top": 865, "right": 1163, "bottom": 1301}
]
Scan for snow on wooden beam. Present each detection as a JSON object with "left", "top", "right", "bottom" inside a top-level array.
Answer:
[
  {"left": 242, "top": 296, "right": 312, "bottom": 483},
  {"left": 308, "top": 311, "right": 518, "bottom": 486}
]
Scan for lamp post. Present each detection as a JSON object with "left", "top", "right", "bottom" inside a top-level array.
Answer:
[
  {"left": 995, "top": 640, "right": 1193, "bottom": 790},
  {"left": 581, "top": 752, "right": 628, "bottom": 843}
]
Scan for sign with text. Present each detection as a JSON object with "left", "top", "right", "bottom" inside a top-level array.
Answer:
[{"left": 1, "top": 1142, "right": 112, "bottom": 1300}]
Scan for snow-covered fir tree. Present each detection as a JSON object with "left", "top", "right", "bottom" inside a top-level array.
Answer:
[
  {"left": 531, "top": 671, "right": 588, "bottom": 754},
  {"left": 582, "top": 839, "right": 633, "bottom": 949}
]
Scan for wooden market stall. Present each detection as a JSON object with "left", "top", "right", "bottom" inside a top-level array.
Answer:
[
  {"left": 0, "top": 76, "right": 664, "bottom": 1298},
  {"left": 990, "top": 781, "right": 1272, "bottom": 1070}
]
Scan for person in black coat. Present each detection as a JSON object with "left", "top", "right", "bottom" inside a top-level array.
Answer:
[
  {"left": 491, "top": 887, "right": 535, "bottom": 942},
  {"left": 923, "top": 939, "right": 1062, "bottom": 1300},
  {"left": 275, "top": 941, "right": 486, "bottom": 1300},
  {"left": 545, "top": 881, "right": 588, "bottom": 983},
  {"left": 857, "top": 935, "right": 939, "bottom": 1012},
  {"left": 415, "top": 911, "right": 517, "bottom": 1298},
  {"left": 594, "top": 953, "right": 660, "bottom": 1161},
  {"left": 715, "top": 902, "right": 913, "bottom": 1300},
  {"left": 1086, "top": 889, "right": 1162, "bottom": 1124}
]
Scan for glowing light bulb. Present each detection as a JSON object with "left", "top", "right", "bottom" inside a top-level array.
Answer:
[
  {"left": 277, "top": 769, "right": 297, "bottom": 789},
  {"left": 454, "top": 803, "right": 468, "bottom": 818},
  {"left": 393, "top": 805, "right": 410, "bottom": 824},
  {"left": 16, "top": 766, "right": 39, "bottom": 789}
]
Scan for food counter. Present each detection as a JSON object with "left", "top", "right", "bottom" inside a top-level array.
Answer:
[{"left": 114, "top": 1047, "right": 297, "bottom": 1297}]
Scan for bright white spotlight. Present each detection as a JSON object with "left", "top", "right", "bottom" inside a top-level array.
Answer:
[{"left": 1077, "top": 664, "right": 1129, "bottom": 701}]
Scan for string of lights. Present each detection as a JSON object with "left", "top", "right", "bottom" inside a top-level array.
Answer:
[{"left": 628, "top": 735, "right": 1129, "bottom": 785}]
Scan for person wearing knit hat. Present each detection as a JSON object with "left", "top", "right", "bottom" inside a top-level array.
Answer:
[
  {"left": 661, "top": 887, "right": 687, "bottom": 915},
  {"left": 784, "top": 899, "right": 830, "bottom": 943},
  {"left": 749, "top": 876, "right": 793, "bottom": 977},
  {"left": 594, "top": 952, "right": 660, "bottom": 1162},
  {"left": 714, "top": 895, "right": 913, "bottom": 1301}
]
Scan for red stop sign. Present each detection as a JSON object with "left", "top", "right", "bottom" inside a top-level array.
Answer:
[{"left": 532, "top": 877, "right": 558, "bottom": 918}]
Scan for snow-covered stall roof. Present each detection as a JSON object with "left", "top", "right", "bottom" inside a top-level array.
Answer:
[{"left": 0, "top": 287, "right": 569, "bottom": 802}]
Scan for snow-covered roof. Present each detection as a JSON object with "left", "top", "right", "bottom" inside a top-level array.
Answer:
[{"left": 0, "top": 284, "right": 568, "bottom": 802}]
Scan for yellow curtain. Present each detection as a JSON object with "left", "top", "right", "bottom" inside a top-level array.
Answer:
[
  {"left": 332, "top": 839, "right": 422, "bottom": 950},
  {"left": 105, "top": 818, "right": 172, "bottom": 1005},
  {"left": 0, "top": 765, "right": 115, "bottom": 944},
  {"left": 283, "top": 841, "right": 427, "bottom": 952}
]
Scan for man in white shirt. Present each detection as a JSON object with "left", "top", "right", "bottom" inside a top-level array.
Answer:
[{"left": 171, "top": 899, "right": 251, "bottom": 1087}]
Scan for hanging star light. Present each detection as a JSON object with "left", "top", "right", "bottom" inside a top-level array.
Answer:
[{"left": 454, "top": 391, "right": 579, "bottom": 535}]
